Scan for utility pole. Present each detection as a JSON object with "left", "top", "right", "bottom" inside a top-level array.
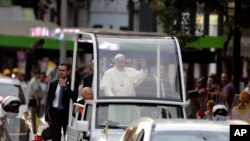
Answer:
[
  {"left": 60, "top": 0, "right": 68, "bottom": 64},
  {"left": 216, "top": 9, "right": 224, "bottom": 76},
  {"left": 128, "top": 0, "right": 134, "bottom": 31},
  {"left": 25, "top": 39, "right": 44, "bottom": 80},
  {"left": 233, "top": 0, "right": 241, "bottom": 93},
  {"left": 73, "top": 0, "right": 79, "bottom": 27}
]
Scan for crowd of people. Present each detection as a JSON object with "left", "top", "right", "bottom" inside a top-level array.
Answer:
[
  {"left": 185, "top": 72, "right": 250, "bottom": 123},
  {"left": 0, "top": 62, "right": 94, "bottom": 141}
]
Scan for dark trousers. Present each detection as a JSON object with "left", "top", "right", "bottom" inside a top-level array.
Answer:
[
  {"left": 31, "top": 105, "right": 40, "bottom": 134},
  {"left": 50, "top": 107, "right": 67, "bottom": 141}
]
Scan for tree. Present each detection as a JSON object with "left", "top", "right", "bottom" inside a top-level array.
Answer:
[
  {"left": 148, "top": 0, "right": 250, "bottom": 92},
  {"left": 148, "top": 0, "right": 250, "bottom": 48},
  {"left": 148, "top": 0, "right": 198, "bottom": 47}
]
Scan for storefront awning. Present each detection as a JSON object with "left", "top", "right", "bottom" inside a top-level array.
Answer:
[
  {"left": 185, "top": 36, "right": 226, "bottom": 49},
  {"left": 0, "top": 34, "right": 74, "bottom": 50}
]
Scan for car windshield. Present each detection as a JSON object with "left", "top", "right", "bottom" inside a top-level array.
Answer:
[
  {"left": 97, "top": 36, "right": 183, "bottom": 102},
  {"left": 0, "top": 83, "right": 26, "bottom": 104},
  {"left": 151, "top": 131, "right": 229, "bottom": 141},
  {"left": 96, "top": 103, "right": 183, "bottom": 129}
]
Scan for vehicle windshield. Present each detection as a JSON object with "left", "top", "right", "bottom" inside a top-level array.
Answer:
[
  {"left": 0, "top": 83, "right": 26, "bottom": 104},
  {"left": 96, "top": 103, "right": 183, "bottom": 129},
  {"left": 151, "top": 131, "right": 229, "bottom": 141},
  {"left": 98, "top": 36, "right": 183, "bottom": 101}
]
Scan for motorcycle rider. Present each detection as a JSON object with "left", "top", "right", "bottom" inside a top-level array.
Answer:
[{"left": 0, "top": 96, "right": 30, "bottom": 141}]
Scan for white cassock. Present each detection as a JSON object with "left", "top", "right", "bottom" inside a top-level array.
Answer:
[{"left": 100, "top": 67, "right": 147, "bottom": 96}]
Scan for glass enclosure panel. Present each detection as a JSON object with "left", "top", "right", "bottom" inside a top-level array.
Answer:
[
  {"left": 95, "top": 103, "right": 183, "bottom": 129},
  {"left": 98, "top": 36, "right": 182, "bottom": 101}
]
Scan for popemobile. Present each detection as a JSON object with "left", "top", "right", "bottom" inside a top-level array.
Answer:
[{"left": 66, "top": 30, "right": 187, "bottom": 141}]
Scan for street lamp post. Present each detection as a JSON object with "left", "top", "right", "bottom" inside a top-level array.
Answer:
[
  {"left": 60, "top": 0, "right": 68, "bottom": 64},
  {"left": 25, "top": 39, "right": 44, "bottom": 80}
]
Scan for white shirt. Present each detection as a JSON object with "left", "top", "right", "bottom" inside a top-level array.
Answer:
[
  {"left": 40, "top": 82, "right": 48, "bottom": 105},
  {"left": 100, "top": 67, "right": 147, "bottom": 96},
  {"left": 20, "top": 81, "right": 30, "bottom": 103},
  {"left": 244, "top": 87, "right": 250, "bottom": 95},
  {"left": 52, "top": 83, "right": 62, "bottom": 108}
]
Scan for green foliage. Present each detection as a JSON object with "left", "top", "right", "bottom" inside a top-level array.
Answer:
[
  {"left": 148, "top": 0, "right": 250, "bottom": 48},
  {"left": 148, "top": 0, "right": 199, "bottom": 47}
]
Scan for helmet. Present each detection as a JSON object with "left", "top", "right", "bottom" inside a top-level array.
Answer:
[
  {"left": 239, "top": 91, "right": 250, "bottom": 102},
  {"left": 212, "top": 104, "right": 228, "bottom": 121},
  {"left": 1, "top": 96, "right": 21, "bottom": 118},
  {"left": 3, "top": 68, "right": 11, "bottom": 76},
  {"left": 12, "top": 68, "right": 20, "bottom": 74}
]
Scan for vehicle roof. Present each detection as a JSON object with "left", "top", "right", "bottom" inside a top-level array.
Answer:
[
  {"left": 0, "top": 76, "right": 21, "bottom": 85},
  {"left": 152, "top": 119, "right": 229, "bottom": 132},
  {"left": 127, "top": 117, "right": 248, "bottom": 134},
  {"left": 77, "top": 28, "right": 166, "bottom": 37}
]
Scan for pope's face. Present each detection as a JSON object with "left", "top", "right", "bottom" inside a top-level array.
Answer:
[{"left": 115, "top": 56, "right": 125, "bottom": 70}]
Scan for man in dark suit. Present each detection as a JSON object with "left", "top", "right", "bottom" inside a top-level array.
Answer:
[
  {"left": 83, "top": 60, "right": 94, "bottom": 87},
  {"left": 136, "top": 64, "right": 175, "bottom": 99},
  {"left": 83, "top": 73, "right": 93, "bottom": 87},
  {"left": 45, "top": 63, "right": 78, "bottom": 141}
]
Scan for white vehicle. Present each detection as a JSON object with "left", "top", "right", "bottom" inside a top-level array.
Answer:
[
  {"left": 120, "top": 117, "right": 249, "bottom": 141},
  {"left": 0, "top": 76, "right": 35, "bottom": 141},
  {"left": 0, "top": 76, "right": 28, "bottom": 117},
  {"left": 66, "top": 31, "right": 187, "bottom": 141}
]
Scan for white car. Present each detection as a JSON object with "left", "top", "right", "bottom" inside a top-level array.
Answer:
[
  {"left": 120, "top": 117, "right": 249, "bottom": 141},
  {"left": 0, "top": 76, "right": 28, "bottom": 116}
]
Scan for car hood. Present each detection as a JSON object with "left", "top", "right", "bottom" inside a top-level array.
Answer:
[{"left": 91, "top": 129, "right": 124, "bottom": 141}]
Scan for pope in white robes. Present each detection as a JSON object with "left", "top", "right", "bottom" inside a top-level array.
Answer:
[{"left": 100, "top": 54, "right": 147, "bottom": 96}]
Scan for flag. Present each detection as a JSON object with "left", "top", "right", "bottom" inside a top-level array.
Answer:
[
  {"left": 104, "top": 123, "right": 109, "bottom": 139},
  {"left": 36, "top": 115, "right": 41, "bottom": 133}
]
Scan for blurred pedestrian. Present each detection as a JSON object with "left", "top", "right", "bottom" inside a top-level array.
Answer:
[
  {"left": 206, "top": 74, "right": 222, "bottom": 104},
  {"left": 204, "top": 100, "right": 216, "bottom": 120},
  {"left": 186, "top": 90, "right": 200, "bottom": 119},
  {"left": 195, "top": 77, "right": 207, "bottom": 111},
  {"left": 219, "top": 73, "right": 236, "bottom": 111},
  {"left": 230, "top": 91, "right": 250, "bottom": 122},
  {"left": 39, "top": 72, "right": 49, "bottom": 118},
  {"left": 243, "top": 80, "right": 250, "bottom": 95},
  {"left": 28, "top": 69, "right": 42, "bottom": 134},
  {"left": 18, "top": 73, "right": 30, "bottom": 103}
]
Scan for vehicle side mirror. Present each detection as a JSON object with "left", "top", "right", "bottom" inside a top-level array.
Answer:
[{"left": 75, "top": 120, "right": 89, "bottom": 132}]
